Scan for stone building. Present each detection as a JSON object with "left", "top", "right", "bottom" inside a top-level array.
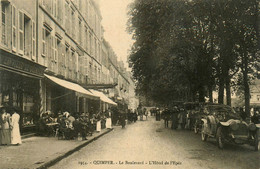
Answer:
[{"left": 0, "top": 0, "right": 135, "bottom": 133}]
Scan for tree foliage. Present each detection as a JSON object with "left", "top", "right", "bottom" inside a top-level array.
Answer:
[{"left": 128, "top": 0, "right": 259, "bottom": 110}]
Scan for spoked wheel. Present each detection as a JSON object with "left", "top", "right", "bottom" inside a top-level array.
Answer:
[
  {"left": 216, "top": 127, "right": 224, "bottom": 149},
  {"left": 201, "top": 125, "right": 208, "bottom": 141},
  {"left": 254, "top": 130, "right": 259, "bottom": 151}
]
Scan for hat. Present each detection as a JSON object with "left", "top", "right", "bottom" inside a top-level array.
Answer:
[{"left": 63, "top": 111, "right": 70, "bottom": 118}]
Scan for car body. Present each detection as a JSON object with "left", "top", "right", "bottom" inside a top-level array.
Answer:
[{"left": 200, "top": 104, "right": 260, "bottom": 151}]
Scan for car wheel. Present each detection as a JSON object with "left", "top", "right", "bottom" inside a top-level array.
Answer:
[
  {"left": 254, "top": 130, "right": 259, "bottom": 151},
  {"left": 201, "top": 125, "right": 208, "bottom": 141},
  {"left": 216, "top": 127, "right": 224, "bottom": 149}
]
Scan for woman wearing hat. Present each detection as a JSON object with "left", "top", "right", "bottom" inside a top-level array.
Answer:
[{"left": 0, "top": 107, "right": 11, "bottom": 145}]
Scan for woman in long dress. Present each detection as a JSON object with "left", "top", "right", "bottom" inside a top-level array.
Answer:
[
  {"left": 96, "top": 113, "right": 101, "bottom": 132},
  {"left": 106, "top": 111, "right": 112, "bottom": 129},
  {"left": 10, "top": 109, "right": 22, "bottom": 145},
  {"left": 0, "top": 108, "right": 11, "bottom": 145}
]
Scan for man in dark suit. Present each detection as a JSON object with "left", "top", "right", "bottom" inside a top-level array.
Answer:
[
  {"left": 171, "top": 107, "right": 179, "bottom": 129},
  {"left": 163, "top": 108, "right": 171, "bottom": 128}
]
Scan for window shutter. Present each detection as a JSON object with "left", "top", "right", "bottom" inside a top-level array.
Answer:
[
  {"left": 63, "top": 44, "right": 66, "bottom": 68},
  {"left": 42, "top": 28, "right": 46, "bottom": 56},
  {"left": 51, "top": 36, "right": 54, "bottom": 60},
  {"left": 11, "top": 5, "right": 17, "bottom": 52},
  {"left": 32, "top": 20, "right": 36, "bottom": 60},
  {"left": 18, "top": 11, "right": 24, "bottom": 54},
  {"left": 54, "top": 37, "right": 57, "bottom": 62},
  {"left": 48, "top": 34, "right": 52, "bottom": 60}
]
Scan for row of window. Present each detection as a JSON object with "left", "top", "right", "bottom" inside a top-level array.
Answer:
[
  {"left": 63, "top": 1, "right": 101, "bottom": 62},
  {"left": 41, "top": 0, "right": 102, "bottom": 62},
  {"left": 41, "top": 25, "right": 103, "bottom": 83},
  {"left": 1, "top": 2, "right": 36, "bottom": 61},
  {"left": 1, "top": 1, "right": 117, "bottom": 85},
  {"left": 72, "top": 0, "right": 102, "bottom": 39}
]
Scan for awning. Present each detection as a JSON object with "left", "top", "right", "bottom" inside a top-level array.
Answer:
[
  {"left": 45, "top": 74, "right": 99, "bottom": 100},
  {"left": 89, "top": 89, "right": 117, "bottom": 106}
]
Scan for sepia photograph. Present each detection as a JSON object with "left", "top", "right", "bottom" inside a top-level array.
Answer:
[{"left": 0, "top": 0, "right": 259, "bottom": 169}]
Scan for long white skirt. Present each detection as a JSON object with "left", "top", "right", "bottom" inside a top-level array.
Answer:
[
  {"left": 96, "top": 121, "right": 101, "bottom": 132},
  {"left": 106, "top": 118, "right": 112, "bottom": 129},
  {"left": 11, "top": 123, "right": 22, "bottom": 144}
]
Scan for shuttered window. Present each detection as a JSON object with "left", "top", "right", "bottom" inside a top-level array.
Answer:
[
  {"left": 18, "top": 11, "right": 24, "bottom": 54},
  {"left": 42, "top": 28, "right": 46, "bottom": 56},
  {"left": 12, "top": 5, "right": 17, "bottom": 51},
  {"left": 85, "top": 27, "right": 88, "bottom": 52},
  {"left": 32, "top": 21, "right": 36, "bottom": 60},
  {"left": 54, "top": 36, "right": 57, "bottom": 62},
  {"left": 1, "top": 3, "right": 7, "bottom": 46},
  {"left": 65, "top": 2, "right": 70, "bottom": 34}
]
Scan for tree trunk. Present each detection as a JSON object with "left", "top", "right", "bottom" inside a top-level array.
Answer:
[
  {"left": 198, "top": 85, "right": 205, "bottom": 102},
  {"left": 208, "top": 85, "right": 213, "bottom": 103},
  {"left": 218, "top": 75, "right": 224, "bottom": 104},
  {"left": 226, "top": 76, "right": 231, "bottom": 106},
  {"left": 243, "top": 56, "right": 250, "bottom": 117}
]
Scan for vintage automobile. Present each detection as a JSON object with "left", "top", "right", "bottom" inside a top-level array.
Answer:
[{"left": 200, "top": 104, "right": 260, "bottom": 151}]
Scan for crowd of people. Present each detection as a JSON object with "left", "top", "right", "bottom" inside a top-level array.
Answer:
[
  {"left": 0, "top": 107, "right": 22, "bottom": 146},
  {"left": 157, "top": 107, "right": 186, "bottom": 129},
  {"left": 38, "top": 108, "right": 114, "bottom": 140},
  {"left": 152, "top": 105, "right": 260, "bottom": 130},
  {"left": 0, "top": 105, "right": 141, "bottom": 145}
]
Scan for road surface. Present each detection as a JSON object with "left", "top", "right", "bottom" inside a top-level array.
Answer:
[{"left": 50, "top": 116, "right": 260, "bottom": 169}]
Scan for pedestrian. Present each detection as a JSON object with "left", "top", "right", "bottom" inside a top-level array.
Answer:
[
  {"left": 68, "top": 113, "right": 75, "bottom": 129},
  {"left": 171, "top": 107, "right": 178, "bottom": 130},
  {"left": 106, "top": 109, "right": 112, "bottom": 129},
  {"left": 96, "top": 113, "right": 101, "bottom": 132},
  {"left": 239, "top": 107, "right": 247, "bottom": 121},
  {"left": 178, "top": 108, "right": 186, "bottom": 129},
  {"left": 0, "top": 107, "right": 11, "bottom": 145},
  {"left": 73, "top": 114, "right": 87, "bottom": 140},
  {"left": 155, "top": 108, "right": 160, "bottom": 121},
  {"left": 143, "top": 108, "right": 147, "bottom": 120},
  {"left": 251, "top": 110, "right": 259, "bottom": 124},
  {"left": 120, "top": 113, "right": 126, "bottom": 128},
  {"left": 163, "top": 108, "right": 170, "bottom": 128},
  {"left": 10, "top": 108, "right": 22, "bottom": 145},
  {"left": 133, "top": 110, "right": 138, "bottom": 122}
]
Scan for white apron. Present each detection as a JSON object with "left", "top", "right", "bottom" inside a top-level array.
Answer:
[
  {"left": 11, "top": 113, "right": 22, "bottom": 145},
  {"left": 106, "top": 118, "right": 112, "bottom": 129},
  {"left": 96, "top": 120, "right": 101, "bottom": 132}
]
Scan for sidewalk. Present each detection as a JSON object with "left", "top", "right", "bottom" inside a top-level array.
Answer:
[{"left": 0, "top": 128, "right": 113, "bottom": 169}]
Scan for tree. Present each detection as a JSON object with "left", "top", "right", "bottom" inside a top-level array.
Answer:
[{"left": 127, "top": 0, "right": 259, "bottom": 108}]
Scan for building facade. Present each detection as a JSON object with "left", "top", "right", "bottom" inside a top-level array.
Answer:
[
  {"left": 0, "top": 0, "right": 46, "bottom": 132},
  {"left": 0, "top": 0, "right": 137, "bottom": 133}
]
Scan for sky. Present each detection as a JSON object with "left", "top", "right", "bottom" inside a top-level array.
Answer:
[{"left": 99, "top": 0, "right": 134, "bottom": 69}]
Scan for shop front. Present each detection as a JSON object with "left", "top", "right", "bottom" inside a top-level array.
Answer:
[
  {"left": 44, "top": 74, "right": 100, "bottom": 116},
  {"left": 0, "top": 49, "right": 46, "bottom": 133},
  {"left": 89, "top": 89, "right": 117, "bottom": 112}
]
